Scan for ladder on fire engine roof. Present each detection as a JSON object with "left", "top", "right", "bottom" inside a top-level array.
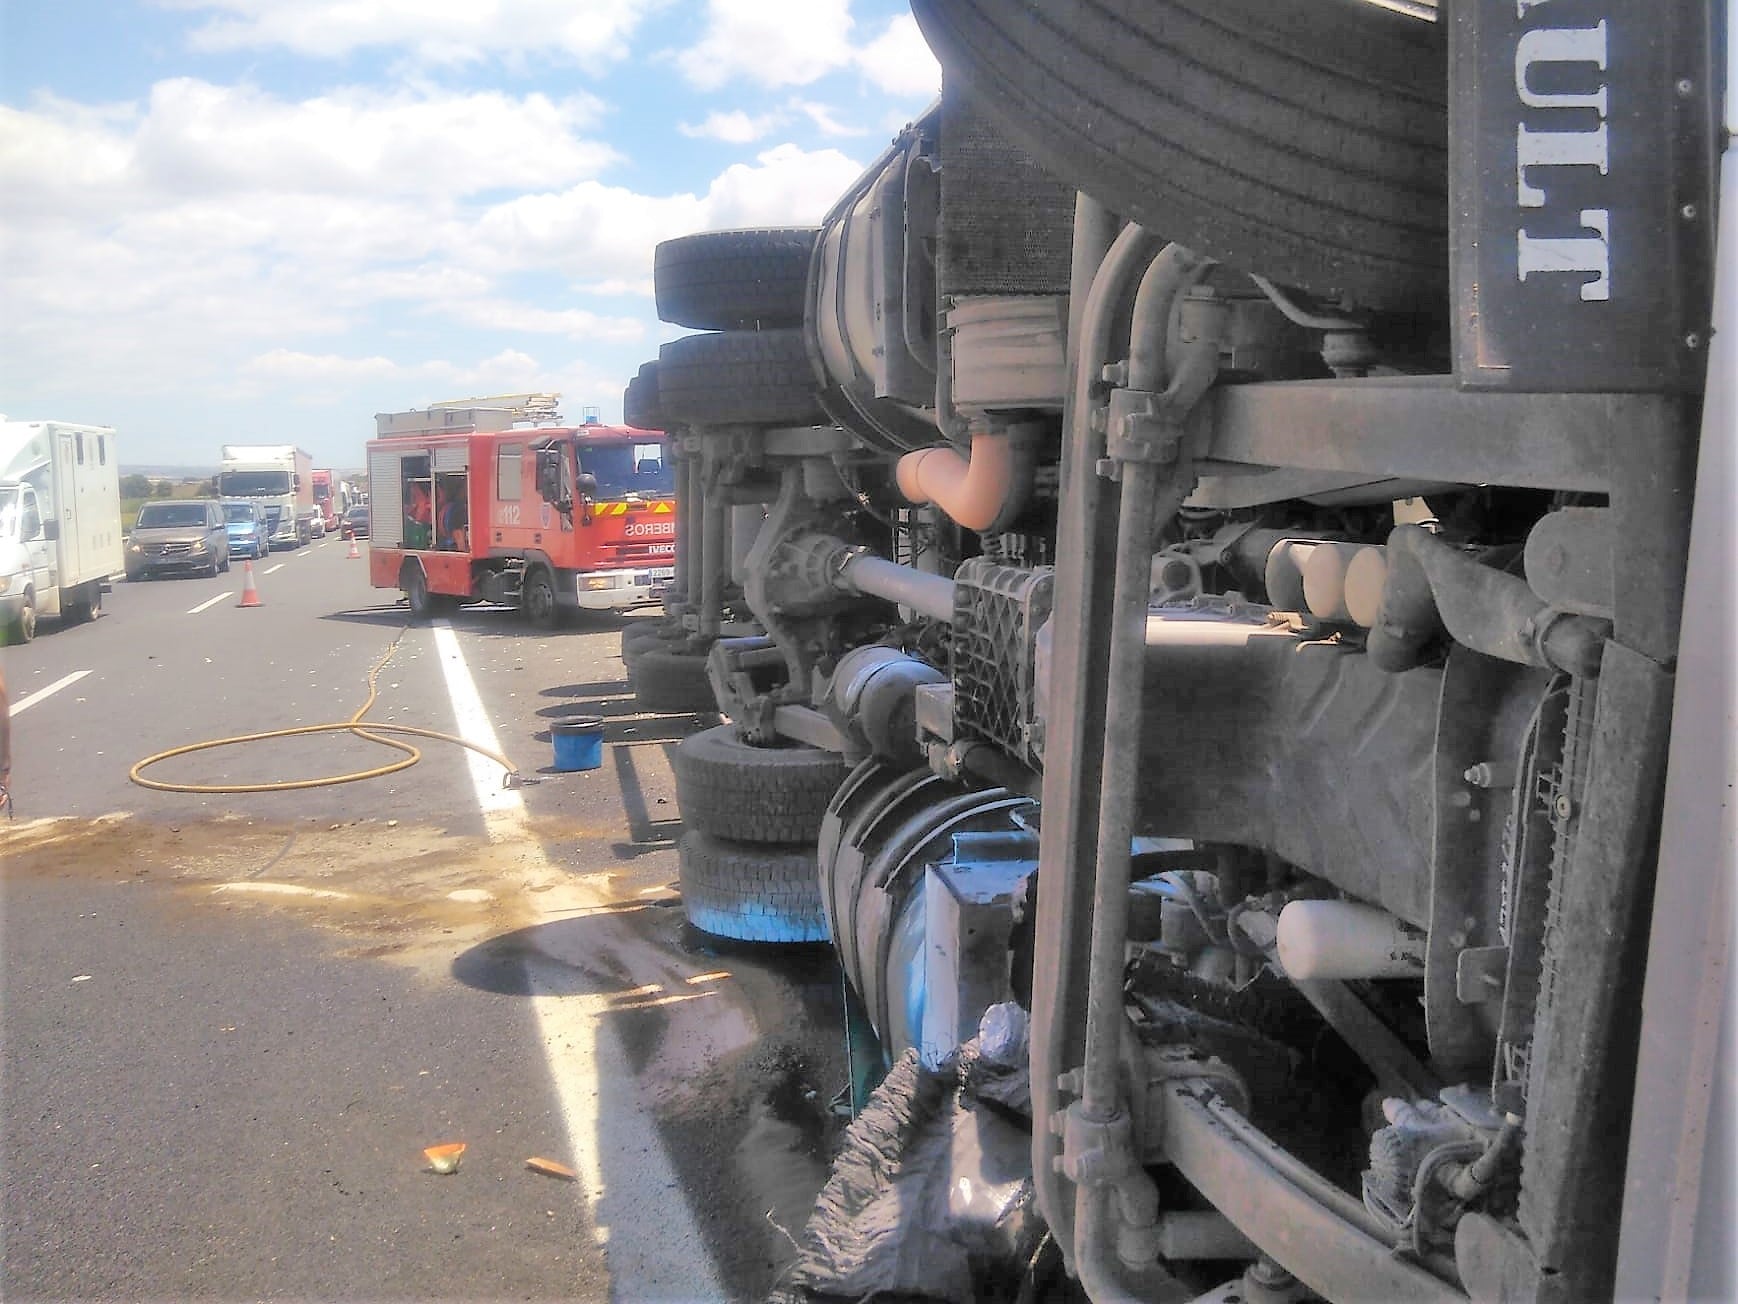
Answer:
[{"left": 426, "top": 393, "right": 562, "bottom": 423}]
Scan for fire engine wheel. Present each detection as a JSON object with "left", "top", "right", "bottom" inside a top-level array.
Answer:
[
  {"left": 656, "top": 329, "right": 826, "bottom": 428},
  {"left": 677, "top": 830, "right": 828, "bottom": 943},
  {"left": 623, "top": 361, "right": 664, "bottom": 431},
  {"left": 630, "top": 646, "right": 717, "bottom": 714},
  {"left": 403, "top": 562, "right": 436, "bottom": 622},
  {"left": 673, "top": 725, "right": 853, "bottom": 844},
  {"left": 654, "top": 228, "right": 819, "bottom": 333},
  {"left": 909, "top": 0, "right": 1448, "bottom": 310},
  {"left": 523, "top": 567, "right": 563, "bottom": 630}
]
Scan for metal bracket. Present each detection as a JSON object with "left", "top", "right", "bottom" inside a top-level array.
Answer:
[
  {"left": 1455, "top": 945, "right": 1510, "bottom": 1005},
  {"left": 1060, "top": 1103, "right": 1138, "bottom": 1188},
  {"left": 1105, "top": 387, "right": 1185, "bottom": 466}
]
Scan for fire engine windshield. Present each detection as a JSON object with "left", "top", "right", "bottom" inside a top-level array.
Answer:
[
  {"left": 219, "top": 470, "right": 292, "bottom": 496},
  {"left": 579, "top": 441, "right": 675, "bottom": 501}
]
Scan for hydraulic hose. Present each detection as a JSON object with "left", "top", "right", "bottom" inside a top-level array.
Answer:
[{"left": 129, "top": 627, "right": 517, "bottom": 794}]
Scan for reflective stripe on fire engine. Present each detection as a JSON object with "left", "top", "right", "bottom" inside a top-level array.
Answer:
[{"left": 592, "top": 501, "right": 674, "bottom": 515}]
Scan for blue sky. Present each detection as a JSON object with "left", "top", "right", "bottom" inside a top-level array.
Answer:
[{"left": 0, "top": 0, "right": 940, "bottom": 468}]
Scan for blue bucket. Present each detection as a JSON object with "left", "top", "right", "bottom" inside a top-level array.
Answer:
[{"left": 550, "top": 716, "right": 604, "bottom": 771}]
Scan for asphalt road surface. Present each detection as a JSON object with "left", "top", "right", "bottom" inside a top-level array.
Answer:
[{"left": 2, "top": 540, "right": 845, "bottom": 1302}]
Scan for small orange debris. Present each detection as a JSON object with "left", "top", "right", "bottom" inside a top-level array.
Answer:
[
  {"left": 524, "top": 1156, "right": 578, "bottom": 1181},
  {"left": 423, "top": 1142, "right": 467, "bottom": 1174}
]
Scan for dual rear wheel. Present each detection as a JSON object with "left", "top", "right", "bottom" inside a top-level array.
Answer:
[{"left": 672, "top": 725, "right": 850, "bottom": 945}]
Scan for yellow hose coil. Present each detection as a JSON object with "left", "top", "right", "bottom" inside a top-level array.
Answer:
[{"left": 129, "top": 629, "right": 518, "bottom": 794}]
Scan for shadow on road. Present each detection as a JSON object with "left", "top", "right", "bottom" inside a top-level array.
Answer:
[
  {"left": 320, "top": 606, "right": 417, "bottom": 628},
  {"left": 540, "top": 680, "right": 632, "bottom": 699}
]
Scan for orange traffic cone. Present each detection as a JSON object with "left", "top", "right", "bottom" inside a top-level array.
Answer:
[
  {"left": 237, "top": 560, "right": 263, "bottom": 608},
  {"left": 346, "top": 535, "right": 361, "bottom": 559}
]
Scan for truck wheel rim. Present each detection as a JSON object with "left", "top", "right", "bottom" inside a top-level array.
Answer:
[{"left": 527, "top": 575, "right": 555, "bottom": 625}]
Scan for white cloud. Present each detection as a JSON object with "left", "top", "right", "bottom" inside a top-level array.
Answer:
[
  {"left": 462, "top": 140, "right": 861, "bottom": 283},
  {"left": 0, "top": 80, "right": 616, "bottom": 217},
  {"left": 468, "top": 181, "right": 710, "bottom": 282},
  {"left": 794, "top": 100, "right": 868, "bottom": 137},
  {"left": 449, "top": 301, "right": 647, "bottom": 342},
  {"left": 244, "top": 349, "right": 409, "bottom": 383},
  {"left": 0, "top": 31, "right": 893, "bottom": 458},
  {"left": 582, "top": 278, "right": 657, "bottom": 297},
  {"left": 230, "top": 346, "right": 623, "bottom": 412},
  {"left": 677, "top": 109, "right": 782, "bottom": 144},
  {"left": 855, "top": 14, "right": 941, "bottom": 99},
  {"left": 130, "top": 80, "right": 615, "bottom": 198},
  {"left": 701, "top": 143, "right": 863, "bottom": 227},
  {"left": 675, "top": 0, "right": 854, "bottom": 90},
  {"left": 161, "top": 0, "right": 660, "bottom": 66}
]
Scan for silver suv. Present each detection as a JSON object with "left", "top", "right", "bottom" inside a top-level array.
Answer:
[{"left": 126, "top": 499, "right": 230, "bottom": 579}]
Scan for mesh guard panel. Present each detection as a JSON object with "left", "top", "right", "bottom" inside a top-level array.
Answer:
[{"left": 951, "top": 558, "right": 1053, "bottom": 766}]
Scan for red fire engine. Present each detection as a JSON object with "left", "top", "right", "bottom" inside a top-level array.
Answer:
[{"left": 365, "top": 398, "right": 674, "bottom": 627}]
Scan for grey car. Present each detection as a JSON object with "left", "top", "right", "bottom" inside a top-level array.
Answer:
[{"left": 126, "top": 499, "right": 231, "bottom": 579}]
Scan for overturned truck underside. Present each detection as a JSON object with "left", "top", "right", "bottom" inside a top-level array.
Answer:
[{"left": 627, "top": 2, "right": 1730, "bottom": 1300}]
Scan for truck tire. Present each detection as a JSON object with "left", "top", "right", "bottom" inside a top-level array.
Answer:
[
  {"left": 656, "top": 330, "right": 826, "bottom": 428},
  {"left": 623, "top": 361, "right": 664, "bottom": 431},
  {"left": 909, "top": 0, "right": 1448, "bottom": 310},
  {"left": 622, "top": 619, "right": 682, "bottom": 663},
  {"left": 654, "top": 228, "right": 819, "bottom": 332},
  {"left": 674, "top": 725, "right": 853, "bottom": 843},
  {"left": 622, "top": 619, "right": 676, "bottom": 650},
  {"left": 403, "top": 562, "right": 436, "bottom": 622},
  {"left": 8, "top": 586, "right": 37, "bottom": 643},
  {"left": 678, "top": 830, "right": 828, "bottom": 943},
  {"left": 631, "top": 646, "right": 717, "bottom": 713},
  {"left": 63, "top": 583, "right": 101, "bottom": 624},
  {"left": 523, "top": 566, "right": 563, "bottom": 630}
]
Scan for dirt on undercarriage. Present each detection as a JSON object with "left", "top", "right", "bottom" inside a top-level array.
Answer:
[{"left": 0, "top": 812, "right": 849, "bottom": 1301}]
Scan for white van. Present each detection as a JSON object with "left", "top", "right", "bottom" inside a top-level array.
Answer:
[{"left": 0, "top": 420, "right": 124, "bottom": 642}]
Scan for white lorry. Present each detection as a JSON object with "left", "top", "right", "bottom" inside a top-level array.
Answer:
[
  {"left": 0, "top": 419, "right": 124, "bottom": 643},
  {"left": 217, "top": 444, "right": 314, "bottom": 550}
]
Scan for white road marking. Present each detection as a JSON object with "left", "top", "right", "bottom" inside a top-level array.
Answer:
[
  {"left": 186, "top": 592, "right": 233, "bottom": 614},
  {"left": 9, "top": 670, "right": 91, "bottom": 716},
  {"left": 428, "top": 620, "right": 723, "bottom": 1299},
  {"left": 264, "top": 563, "right": 286, "bottom": 575}
]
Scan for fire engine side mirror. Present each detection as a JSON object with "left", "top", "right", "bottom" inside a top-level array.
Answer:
[
  {"left": 534, "top": 448, "right": 568, "bottom": 508},
  {"left": 575, "top": 471, "right": 598, "bottom": 498}
]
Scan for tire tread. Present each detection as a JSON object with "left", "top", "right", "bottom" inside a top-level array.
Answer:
[{"left": 678, "top": 830, "right": 828, "bottom": 943}]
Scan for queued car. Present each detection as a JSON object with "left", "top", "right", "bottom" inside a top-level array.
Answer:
[
  {"left": 126, "top": 499, "right": 230, "bottom": 580},
  {"left": 222, "top": 499, "right": 270, "bottom": 560},
  {"left": 339, "top": 505, "right": 369, "bottom": 539}
]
